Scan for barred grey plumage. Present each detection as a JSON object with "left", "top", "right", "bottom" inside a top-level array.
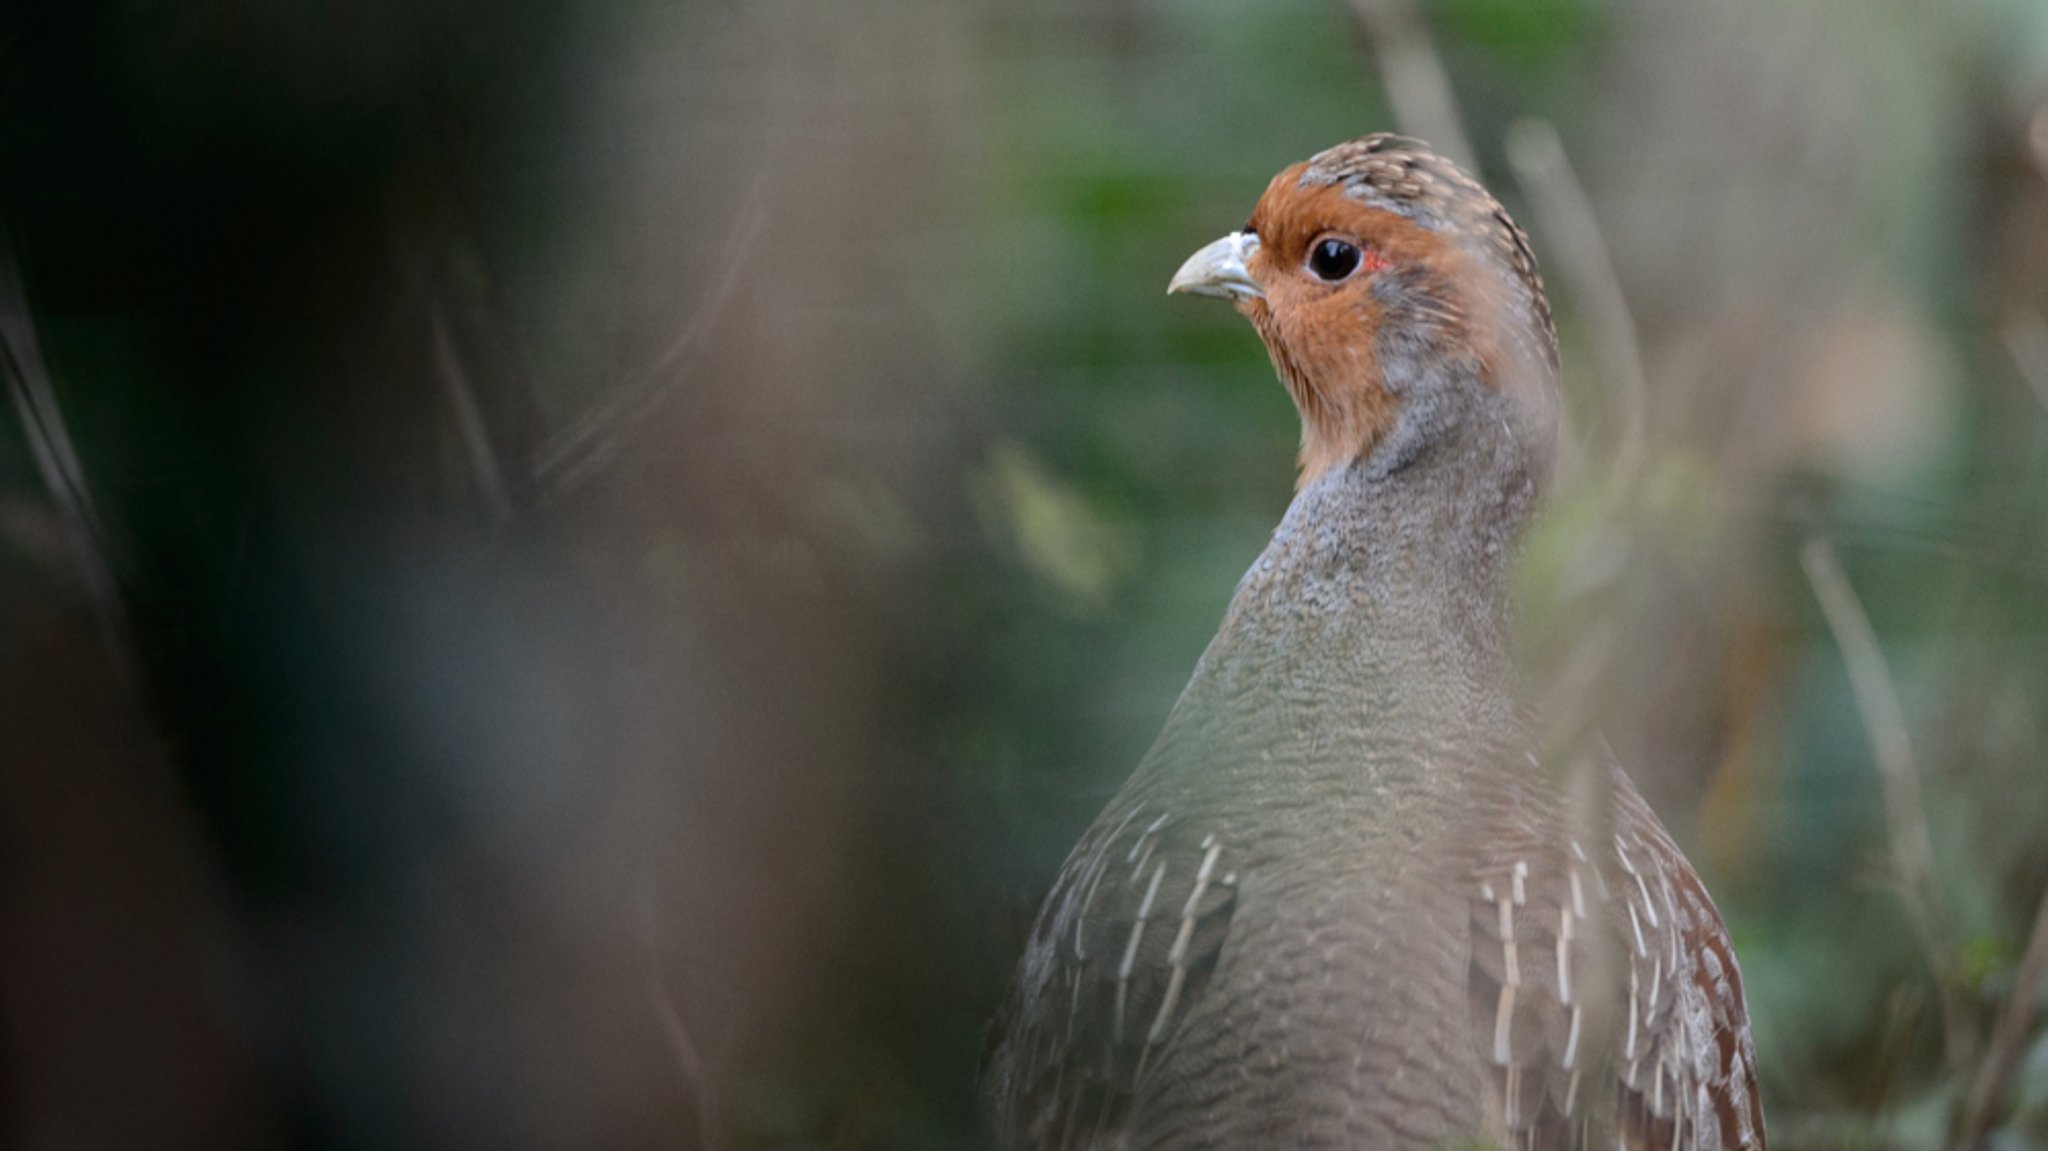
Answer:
[{"left": 984, "top": 136, "right": 1765, "bottom": 1151}]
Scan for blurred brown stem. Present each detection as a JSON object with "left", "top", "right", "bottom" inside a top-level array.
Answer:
[
  {"left": 529, "top": 170, "right": 770, "bottom": 499},
  {"left": 2028, "top": 104, "right": 2048, "bottom": 190},
  {"left": 0, "top": 232, "right": 137, "bottom": 688},
  {"left": 2002, "top": 311, "right": 2048, "bottom": 416},
  {"left": 1800, "top": 536, "right": 1970, "bottom": 1072},
  {"left": 429, "top": 301, "right": 514, "bottom": 526},
  {"left": 1957, "top": 886, "right": 2048, "bottom": 1149},
  {"left": 643, "top": 886, "right": 720, "bottom": 1151},
  {"left": 1504, "top": 119, "right": 1650, "bottom": 497},
  {"left": 1346, "top": 0, "right": 1476, "bottom": 170}
]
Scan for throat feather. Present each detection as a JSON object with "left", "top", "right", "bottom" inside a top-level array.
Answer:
[{"left": 1261, "top": 323, "right": 1397, "bottom": 490}]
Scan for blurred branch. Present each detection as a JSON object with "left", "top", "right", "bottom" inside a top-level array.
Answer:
[
  {"left": 643, "top": 886, "right": 720, "bottom": 1151},
  {"left": 1505, "top": 119, "right": 1650, "bottom": 496},
  {"left": 429, "top": 300, "right": 514, "bottom": 527},
  {"left": 1539, "top": 609, "right": 1620, "bottom": 757},
  {"left": 2028, "top": 104, "right": 2048, "bottom": 190},
  {"left": 1957, "top": 886, "right": 2048, "bottom": 1150},
  {"left": 529, "top": 172, "right": 770, "bottom": 500},
  {"left": 2002, "top": 310, "right": 2048, "bottom": 416},
  {"left": 0, "top": 231, "right": 137, "bottom": 687},
  {"left": 1505, "top": 119, "right": 1648, "bottom": 759},
  {"left": 1346, "top": 0, "right": 1476, "bottom": 170},
  {"left": 1800, "top": 536, "right": 1970, "bottom": 1072}
]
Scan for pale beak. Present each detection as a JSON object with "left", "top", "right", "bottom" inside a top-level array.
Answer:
[{"left": 1167, "top": 231, "right": 1264, "bottom": 302}]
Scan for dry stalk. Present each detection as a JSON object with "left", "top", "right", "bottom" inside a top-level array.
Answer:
[
  {"left": 0, "top": 232, "right": 138, "bottom": 687},
  {"left": 1347, "top": 0, "right": 1477, "bottom": 171},
  {"left": 1800, "top": 535, "right": 1969, "bottom": 1072},
  {"left": 643, "top": 882, "right": 721, "bottom": 1151},
  {"left": 529, "top": 171, "right": 770, "bottom": 499},
  {"left": 1504, "top": 118, "right": 1650, "bottom": 498},
  {"left": 2002, "top": 310, "right": 2048, "bottom": 416},
  {"left": 1957, "top": 885, "right": 2048, "bottom": 1149},
  {"left": 430, "top": 301, "right": 514, "bottom": 526}
]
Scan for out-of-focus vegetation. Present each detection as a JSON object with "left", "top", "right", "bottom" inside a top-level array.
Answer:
[{"left": 6, "top": 1, "right": 2048, "bottom": 1148}]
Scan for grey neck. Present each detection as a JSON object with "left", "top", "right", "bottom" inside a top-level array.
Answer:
[{"left": 1184, "top": 384, "right": 1540, "bottom": 753}]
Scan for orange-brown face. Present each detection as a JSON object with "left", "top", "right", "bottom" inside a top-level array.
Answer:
[{"left": 1170, "top": 160, "right": 1505, "bottom": 486}]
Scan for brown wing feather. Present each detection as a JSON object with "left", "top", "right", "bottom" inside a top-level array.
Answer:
[
  {"left": 1608, "top": 777, "right": 1767, "bottom": 1151},
  {"left": 1467, "top": 761, "right": 1766, "bottom": 1151}
]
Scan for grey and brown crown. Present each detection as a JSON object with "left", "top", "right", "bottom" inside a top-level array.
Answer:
[{"left": 1301, "top": 134, "right": 1559, "bottom": 373}]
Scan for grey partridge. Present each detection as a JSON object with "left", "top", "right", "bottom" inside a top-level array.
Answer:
[{"left": 983, "top": 136, "right": 1766, "bottom": 1151}]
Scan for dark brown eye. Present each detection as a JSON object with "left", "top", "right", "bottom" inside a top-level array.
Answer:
[{"left": 1308, "top": 237, "right": 1363, "bottom": 282}]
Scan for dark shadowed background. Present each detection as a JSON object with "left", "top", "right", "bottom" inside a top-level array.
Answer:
[{"left": 6, "top": 1, "right": 2048, "bottom": 1148}]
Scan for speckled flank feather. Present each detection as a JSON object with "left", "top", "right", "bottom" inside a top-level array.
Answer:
[
  {"left": 984, "top": 136, "right": 1764, "bottom": 1151},
  {"left": 1465, "top": 758, "right": 1765, "bottom": 1151},
  {"left": 987, "top": 804, "right": 1240, "bottom": 1148}
]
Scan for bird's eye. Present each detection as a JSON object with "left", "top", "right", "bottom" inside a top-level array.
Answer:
[{"left": 1307, "top": 237, "right": 1364, "bottom": 282}]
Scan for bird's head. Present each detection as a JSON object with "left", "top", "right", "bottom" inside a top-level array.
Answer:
[{"left": 1170, "top": 135, "right": 1559, "bottom": 490}]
